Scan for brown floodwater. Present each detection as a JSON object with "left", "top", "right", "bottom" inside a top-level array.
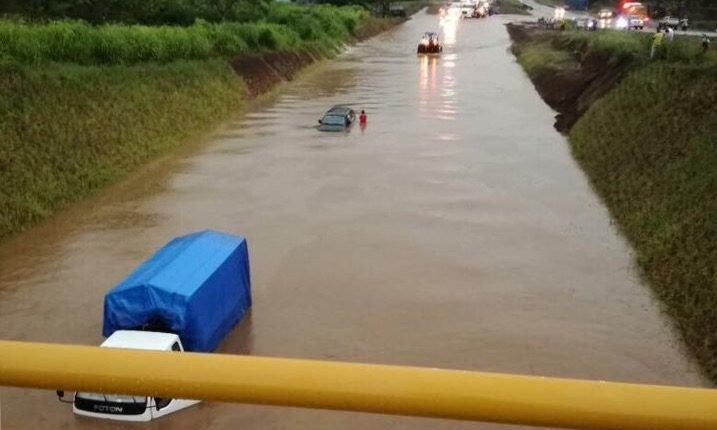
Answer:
[{"left": 0, "top": 12, "right": 707, "bottom": 430}]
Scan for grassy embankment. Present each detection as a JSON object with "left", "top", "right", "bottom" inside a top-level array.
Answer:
[
  {"left": 496, "top": 0, "right": 532, "bottom": 15},
  {"left": 0, "top": 4, "right": 396, "bottom": 241},
  {"left": 511, "top": 28, "right": 717, "bottom": 381}
]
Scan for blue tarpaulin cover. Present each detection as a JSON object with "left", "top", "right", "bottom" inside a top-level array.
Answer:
[{"left": 102, "top": 230, "right": 251, "bottom": 352}]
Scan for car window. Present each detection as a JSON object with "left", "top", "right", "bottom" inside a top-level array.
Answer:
[
  {"left": 171, "top": 342, "right": 181, "bottom": 352},
  {"left": 322, "top": 115, "right": 346, "bottom": 126}
]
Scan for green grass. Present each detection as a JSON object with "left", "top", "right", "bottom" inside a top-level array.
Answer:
[
  {"left": 513, "top": 39, "right": 575, "bottom": 74},
  {"left": 555, "top": 30, "right": 717, "bottom": 64},
  {"left": 0, "top": 4, "right": 368, "bottom": 65},
  {"left": 512, "top": 27, "right": 717, "bottom": 382},
  {"left": 570, "top": 63, "right": 717, "bottom": 380},
  {"left": 556, "top": 30, "right": 651, "bottom": 59},
  {"left": 0, "top": 61, "right": 245, "bottom": 238},
  {"left": 496, "top": 0, "right": 532, "bottom": 16}
]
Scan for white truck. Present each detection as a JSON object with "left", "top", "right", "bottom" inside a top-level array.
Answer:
[
  {"left": 659, "top": 16, "right": 688, "bottom": 31},
  {"left": 66, "top": 331, "right": 199, "bottom": 421},
  {"left": 57, "top": 230, "right": 252, "bottom": 422}
]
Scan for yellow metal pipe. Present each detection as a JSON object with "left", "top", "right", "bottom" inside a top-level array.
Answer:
[{"left": 0, "top": 340, "right": 715, "bottom": 429}]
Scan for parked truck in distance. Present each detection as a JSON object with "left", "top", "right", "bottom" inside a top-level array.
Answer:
[
  {"left": 658, "top": 16, "right": 689, "bottom": 31},
  {"left": 617, "top": 1, "right": 650, "bottom": 28},
  {"left": 58, "top": 230, "right": 252, "bottom": 422}
]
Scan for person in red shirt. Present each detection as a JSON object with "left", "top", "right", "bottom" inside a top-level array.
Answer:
[{"left": 359, "top": 110, "right": 367, "bottom": 125}]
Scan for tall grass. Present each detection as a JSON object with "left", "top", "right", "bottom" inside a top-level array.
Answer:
[
  {"left": 0, "top": 61, "right": 245, "bottom": 238},
  {"left": 0, "top": 4, "right": 369, "bottom": 65}
]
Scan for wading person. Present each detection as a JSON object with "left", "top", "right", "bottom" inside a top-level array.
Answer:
[{"left": 359, "top": 110, "right": 367, "bottom": 133}]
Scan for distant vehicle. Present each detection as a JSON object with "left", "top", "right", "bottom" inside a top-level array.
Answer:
[
  {"left": 619, "top": 2, "right": 649, "bottom": 26},
  {"left": 318, "top": 105, "right": 356, "bottom": 131},
  {"left": 576, "top": 18, "right": 597, "bottom": 31},
  {"left": 474, "top": 1, "right": 490, "bottom": 17},
  {"left": 598, "top": 8, "right": 613, "bottom": 19},
  {"left": 659, "top": 16, "right": 689, "bottom": 31},
  {"left": 389, "top": 4, "right": 407, "bottom": 17},
  {"left": 446, "top": 2, "right": 462, "bottom": 18},
  {"left": 554, "top": 7, "right": 566, "bottom": 20},
  {"left": 615, "top": 14, "right": 643, "bottom": 30},
  {"left": 417, "top": 31, "right": 443, "bottom": 54},
  {"left": 461, "top": 4, "right": 474, "bottom": 19},
  {"left": 628, "top": 15, "right": 644, "bottom": 30}
]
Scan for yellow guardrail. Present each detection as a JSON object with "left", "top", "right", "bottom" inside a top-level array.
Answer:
[{"left": 0, "top": 339, "right": 715, "bottom": 429}]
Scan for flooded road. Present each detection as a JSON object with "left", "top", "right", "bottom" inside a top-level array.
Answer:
[{"left": 0, "top": 12, "right": 706, "bottom": 430}]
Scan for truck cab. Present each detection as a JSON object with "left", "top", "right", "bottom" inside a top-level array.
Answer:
[{"left": 72, "top": 331, "right": 199, "bottom": 422}]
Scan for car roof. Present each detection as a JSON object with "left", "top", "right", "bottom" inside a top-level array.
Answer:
[
  {"left": 101, "top": 330, "right": 179, "bottom": 351},
  {"left": 326, "top": 105, "right": 353, "bottom": 115}
]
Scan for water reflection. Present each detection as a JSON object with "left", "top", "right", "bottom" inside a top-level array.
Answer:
[
  {"left": 417, "top": 46, "right": 456, "bottom": 121},
  {"left": 418, "top": 55, "right": 438, "bottom": 92},
  {"left": 439, "top": 15, "right": 459, "bottom": 46}
]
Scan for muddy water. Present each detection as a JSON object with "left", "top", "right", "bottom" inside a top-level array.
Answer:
[{"left": 0, "top": 12, "right": 706, "bottom": 430}]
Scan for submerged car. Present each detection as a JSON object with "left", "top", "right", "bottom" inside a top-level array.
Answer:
[
  {"left": 318, "top": 105, "right": 356, "bottom": 131},
  {"left": 417, "top": 32, "right": 442, "bottom": 54}
]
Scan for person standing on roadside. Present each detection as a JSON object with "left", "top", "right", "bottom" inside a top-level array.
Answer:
[
  {"left": 666, "top": 26, "right": 674, "bottom": 42},
  {"left": 702, "top": 34, "right": 711, "bottom": 53},
  {"left": 651, "top": 28, "right": 664, "bottom": 59}
]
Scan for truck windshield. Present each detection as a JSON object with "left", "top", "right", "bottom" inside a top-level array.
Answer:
[
  {"left": 77, "top": 392, "right": 146, "bottom": 403},
  {"left": 75, "top": 392, "right": 148, "bottom": 415}
]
